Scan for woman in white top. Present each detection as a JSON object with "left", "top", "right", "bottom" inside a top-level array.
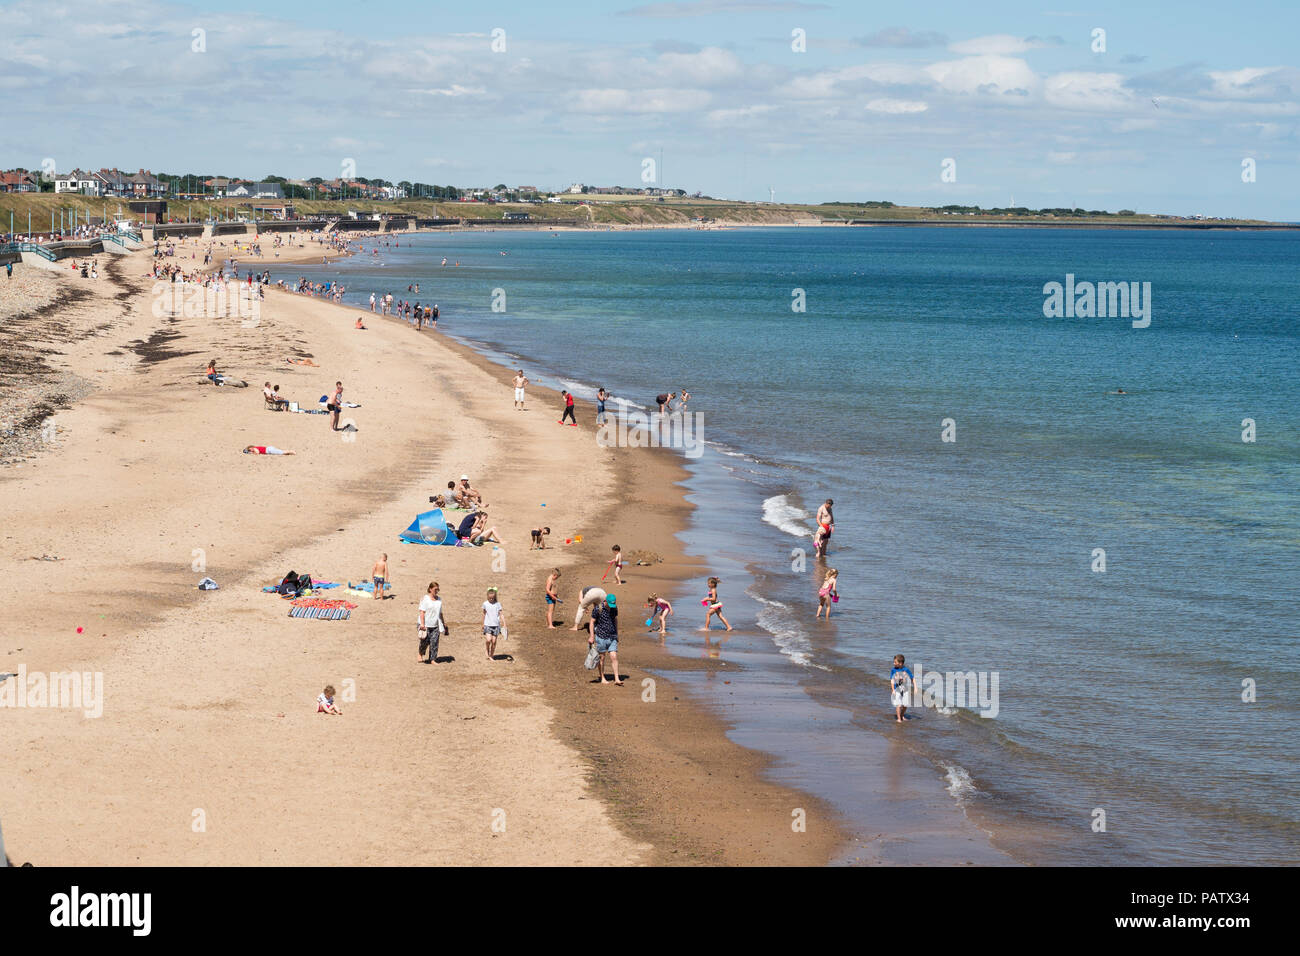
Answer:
[{"left": 418, "top": 582, "right": 447, "bottom": 664}]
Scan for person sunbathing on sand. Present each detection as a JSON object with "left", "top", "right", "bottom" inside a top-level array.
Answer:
[
  {"left": 469, "top": 512, "right": 501, "bottom": 546},
  {"left": 243, "top": 445, "right": 295, "bottom": 455}
]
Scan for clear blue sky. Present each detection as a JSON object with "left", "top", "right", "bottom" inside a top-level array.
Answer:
[{"left": 2, "top": 0, "right": 1297, "bottom": 217}]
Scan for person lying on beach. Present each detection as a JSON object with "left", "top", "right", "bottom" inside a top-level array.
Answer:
[
  {"left": 816, "top": 568, "right": 838, "bottom": 619},
  {"left": 285, "top": 357, "right": 320, "bottom": 367},
  {"left": 371, "top": 553, "right": 388, "bottom": 601},
  {"left": 317, "top": 685, "right": 342, "bottom": 715},
  {"left": 531, "top": 527, "right": 550, "bottom": 550},
  {"left": 243, "top": 445, "right": 295, "bottom": 455},
  {"left": 545, "top": 568, "right": 562, "bottom": 628}
]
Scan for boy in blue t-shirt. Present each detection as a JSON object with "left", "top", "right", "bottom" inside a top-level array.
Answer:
[{"left": 889, "top": 654, "right": 917, "bottom": 723}]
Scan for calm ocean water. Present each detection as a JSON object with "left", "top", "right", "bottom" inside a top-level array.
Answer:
[{"left": 283, "top": 226, "right": 1299, "bottom": 865}]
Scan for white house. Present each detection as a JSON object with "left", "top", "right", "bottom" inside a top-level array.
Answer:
[
  {"left": 228, "top": 182, "right": 285, "bottom": 200},
  {"left": 567, "top": 183, "right": 585, "bottom": 194},
  {"left": 54, "top": 169, "right": 99, "bottom": 195}
]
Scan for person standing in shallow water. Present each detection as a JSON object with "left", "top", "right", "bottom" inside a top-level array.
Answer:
[{"left": 815, "top": 499, "right": 834, "bottom": 556}]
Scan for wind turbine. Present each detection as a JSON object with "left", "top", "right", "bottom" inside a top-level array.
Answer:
[{"left": 769, "top": 187, "right": 775, "bottom": 203}]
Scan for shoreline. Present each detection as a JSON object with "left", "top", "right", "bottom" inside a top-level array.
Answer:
[{"left": 0, "top": 248, "right": 844, "bottom": 865}]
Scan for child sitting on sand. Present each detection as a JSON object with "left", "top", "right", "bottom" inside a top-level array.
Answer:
[
  {"left": 317, "top": 685, "right": 342, "bottom": 715},
  {"left": 816, "top": 568, "right": 838, "bottom": 619}
]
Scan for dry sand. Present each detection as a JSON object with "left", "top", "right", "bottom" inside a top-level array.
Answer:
[{"left": 0, "top": 248, "right": 841, "bottom": 866}]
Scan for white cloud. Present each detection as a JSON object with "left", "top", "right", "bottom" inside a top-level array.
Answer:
[
  {"left": 406, "top": 85, "right": 486, "bottom": 97},
  {"left": 1044, "top": 72, "right": 1134, "bottom": 111},
  {"left": 925, "top": 56, "right": 1038, "bottom": 97},
  {"left": 705, "top": 104, "right": 777, "bottom": 124},
  {"left": 949, "top": 35, "right": 1057, "bottom": 56},
  {"left": 865, "top": 98, "right": 928, "bottom": 114},
  {"left": 573, "top": 88, "right": 712, "bottom": 113}
]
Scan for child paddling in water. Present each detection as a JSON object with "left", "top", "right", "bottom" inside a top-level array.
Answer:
[
  {"left": 816, "top": 568, "right": 838, "bottom": 619},
  {"left": 703, "top": 577, "right": 731, "bottom": 631}
]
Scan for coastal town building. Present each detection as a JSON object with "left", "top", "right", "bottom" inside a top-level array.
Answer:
[
  {"left": 54, "top": 169, "right": 100, "bottom": 195},
  {"left": 227, "top": 181, "right": 285, "bottom": 200},
  {"left": 0, "top": 170, "right": 40, "bottom": 192}
]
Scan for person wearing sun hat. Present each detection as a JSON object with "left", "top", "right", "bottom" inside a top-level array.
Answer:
[
  {"left": 458, "top": 475, "right": 482, "bottom": 507},
  {"left": 587, "top": 591, "right": 622, "bottom": 685}
]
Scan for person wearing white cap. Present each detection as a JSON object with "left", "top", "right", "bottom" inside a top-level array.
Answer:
[{"left": 458, "top": 476, "right": 482, "bottom": 507}]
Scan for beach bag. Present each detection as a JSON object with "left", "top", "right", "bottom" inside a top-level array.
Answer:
[
  {"left": 277, "top": 571, "right": 299, "bottom": 596},
  {"left": 584, "top": 644, "right": 600, "bottom": 670}
]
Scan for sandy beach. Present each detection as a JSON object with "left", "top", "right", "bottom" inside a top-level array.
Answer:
[{"left": 0, "top": 246, "right": 841, "bottom": 866}]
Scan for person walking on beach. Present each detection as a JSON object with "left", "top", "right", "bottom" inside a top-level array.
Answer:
[
  {"left": 513, "top": 370, "right": 529, "bottom": 410},
  {"left": 418, "top": 581, "right": 447, "bottom": 663},
  {"left": 814, "top": 499, "right": 834, "bottom": 556},
  {"left": 370, "top": 553, "right": 388, "bottom": 601},
  {"left": 544, "top": 568, "right": 562, "bottom": 628},
  {"left": 816, "top": 568, "right": 838, "bottom": 619},
  {"left": 587, "top": 593, "right": 623, "bottom": 686},
  {"left": 482, "top": 587, "right": 507, "bottom": 661},
  {"left": 890, "top": 654, "right": 918, "bottom": 723},
  {"left": 559, "top": 390, "right": 577, "bottom": 425},
  {"left": 596, "top": 387, "right": 608, "bottom": 425},
  {"left": 704, "top": 576, "right": 732, "bottom": 631},
  {"left": 369, "top": 292, "right": 376, "bottom": 313},
  {"left": 328, "top": 381, "right": 344, "bottom": 431},
  {"left": 571, "top": 585, "right": 607, "bottom": 630}
]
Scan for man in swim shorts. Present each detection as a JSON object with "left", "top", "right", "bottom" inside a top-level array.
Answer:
[
  {"left": 371, "top": 552, "right": 388, "bottom": 601},
  {"left": 513, "top": 370, "right": 529, "bottom": 410}
]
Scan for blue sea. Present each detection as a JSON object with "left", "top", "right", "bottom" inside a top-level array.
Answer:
[{"left": 281, "top": 226, "right": 1300, "bottom": 865}]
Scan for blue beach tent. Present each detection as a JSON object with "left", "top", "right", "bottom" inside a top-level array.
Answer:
[{"left": 400, "top": 508, "right": 458, "bottom": 546}]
